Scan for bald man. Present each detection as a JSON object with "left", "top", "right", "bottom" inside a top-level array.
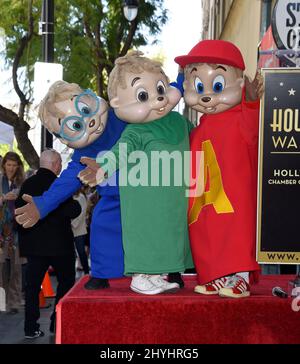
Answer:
[{"left": 16, "top": 149, "right": 81, "bottom": 339}]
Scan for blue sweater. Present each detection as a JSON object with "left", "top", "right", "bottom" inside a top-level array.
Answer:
[{"left": 34, "top": 109, "right": 127, "bottom": 218}]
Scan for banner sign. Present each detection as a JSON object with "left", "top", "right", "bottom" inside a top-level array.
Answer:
[
  {"left": 271, "top": 0, "right": 300, "bottom": 66},
  {"left": 257, "top": 68, "right": 300, "bottom": 264},
  {"left": 258, "top": 26, "right": 280, "bottom": 69},
  {"left": 0, "top": 121, "right": 14, "bottom": 146}
]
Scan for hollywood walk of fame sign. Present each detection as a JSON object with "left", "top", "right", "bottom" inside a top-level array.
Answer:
[{"left": 257, "top": 68, "right": 300, "bottom": 264}]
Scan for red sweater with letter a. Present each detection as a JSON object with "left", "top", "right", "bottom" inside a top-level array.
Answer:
[{"left": 189, "top": 92, "right": 260, "bottom": 285}]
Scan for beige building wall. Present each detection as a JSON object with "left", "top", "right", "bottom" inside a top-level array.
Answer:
[{"left": 219, "top": 0, "right": 262, "bottom": 78}]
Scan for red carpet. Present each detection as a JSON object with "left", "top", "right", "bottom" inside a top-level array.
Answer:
[{"left": 56, "top": 275, "right": 300, "bottom": 344}]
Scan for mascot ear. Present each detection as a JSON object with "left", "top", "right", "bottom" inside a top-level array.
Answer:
[
  {"left": 183, "top": 80, "right": 188, "bottom": 90},
  {"left": 168, "top": 86, "right": 181, "bottom": 105},
  {"left": 40, "top": 109, "right": 57, "bottom": 135},
  {"left": 239, "top": 77, "right": 245, "bottom": 89},
  {"left": 110, "top": 97, "right": 120, "bottom": 109}
]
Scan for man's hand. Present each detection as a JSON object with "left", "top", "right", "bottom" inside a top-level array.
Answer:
[
  {"left": 15, "top": 194, "right": 41, "bottom": 228},
  {"left": 78, "top": 157, "right": 106, "bottom": 187},
  {"left": 245, "top": 70, "right": 264, "bottom": 102}
]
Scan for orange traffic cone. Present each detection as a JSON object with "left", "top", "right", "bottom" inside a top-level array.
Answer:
[
  {"left": 42, "top": 271, "right": 55, "bottom": 298},
  {"left": 39, "top": 290, "right": 46, "bottom": 308},
  {"left": 39, "top": 289, "right": 52, "bottom": 309}
]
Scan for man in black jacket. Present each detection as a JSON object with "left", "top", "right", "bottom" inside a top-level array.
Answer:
[{"left": 16, "top": 150, "right": 81, "bottom": 339}]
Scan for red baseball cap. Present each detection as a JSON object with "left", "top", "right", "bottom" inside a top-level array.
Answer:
[{"left": 175, "top": 40, "right": 245, "bottom": 70}]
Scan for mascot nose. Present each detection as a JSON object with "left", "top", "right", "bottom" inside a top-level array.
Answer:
[
  {"left": 89, "top": 119, "right": 95, "bottom": 128},
  {"left": 201, "top": 97, "right": 211, "bottom": 103},
  {"left": 157, "top": 96, "right": 164, "bottom": 101}
]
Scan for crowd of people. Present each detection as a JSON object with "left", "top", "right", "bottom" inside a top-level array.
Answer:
[{"left": 0, "top": 150, "right": 98, "bottom": 338}]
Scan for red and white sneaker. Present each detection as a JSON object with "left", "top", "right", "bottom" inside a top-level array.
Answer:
[
  {"left": 194, "top": 277, "right": 228, "bottom": 295},
  {"left": 218, "top": 275, "right": 250, "bottom": 298}
]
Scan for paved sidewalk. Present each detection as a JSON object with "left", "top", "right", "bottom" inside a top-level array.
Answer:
[
  {"left": 0, "top": 297, "right": 55, "bottom": 344},
  {"left": 0, "top": 271, "right": 84, "bottom": 344}
]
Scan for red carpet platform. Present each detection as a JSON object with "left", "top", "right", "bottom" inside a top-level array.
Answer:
[{"left": 56, "top": 275, "right": 300, "bottom": 344}]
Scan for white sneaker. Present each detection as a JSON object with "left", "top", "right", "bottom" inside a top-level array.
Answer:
[
  {"left": 130, "top": 274, "right": 164, "bottom": 295},
  {"left": 148, "top": 275, "right": 179, "bottom": 293},
  {"left": 218, "top": 275, "right": 250, "bottom": 298}
]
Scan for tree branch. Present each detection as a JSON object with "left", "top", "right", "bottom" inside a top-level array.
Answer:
[
  {"left": 14, "top": 127, "right": 40, "bottom": 169},
  {"left": 119, "top": 19, "right": 138, "bottom": 57},
  {"left": 0, "top": 104, "right": 19, "bottom": 128},
  {"left": 116, "top": 22, "right": 125, "bottom": 50},
  {"left": 12, "top": 0, "right": 34, "bottom": 118},
  {"left": 83, "top": 18, "right": 94, "bottom": 41}
]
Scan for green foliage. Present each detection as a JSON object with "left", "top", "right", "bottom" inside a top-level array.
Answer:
[
  {"left": 0, "top": 0, "right": 42, "bottom": 98},
  {"left": 0, "top": 0, "right": 168, "bottom": 96},
  {"left": 151, "top": 49, "right": 166, "bottom": 65}
]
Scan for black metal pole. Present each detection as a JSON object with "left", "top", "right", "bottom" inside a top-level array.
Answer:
[{"left": 41, "top": 0, "right": 54, "bottom": 152}]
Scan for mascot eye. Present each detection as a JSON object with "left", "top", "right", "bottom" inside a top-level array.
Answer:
[
  {"left": 66, "top": 119, "right": 83, "bottom": 132},
  {"left": 136, "top": 88, "right": 149, "bottom": 102},
  {"left": 77, "top": 101, "right": 91, "bottom": 115},
  {"left": 212, "top": 75, "right": 225, "bottom": 93},
  {"left": 194, "top": 77, "right": 204, "bottom": 94},
  {"left": 157, "top": 80, "right": 166, "bottom": 95}
]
